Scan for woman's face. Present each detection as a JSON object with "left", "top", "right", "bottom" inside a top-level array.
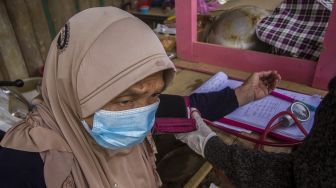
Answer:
[{"left": 84, "top": 71, "right": 164, "bottom": 128}]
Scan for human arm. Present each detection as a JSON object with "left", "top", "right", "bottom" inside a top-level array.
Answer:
[
  {"left": 157, "top": 87, "right": 239, "bottom": 120},
  {"left": 204, "top": 137, "right": 294, "bottom": 188},
  {"left": 157, "top": 70, "right": 281, "bottom": 120},
  {"left": 189, "top": 87, "right": 239, "bottom": 120},
  {"left": 175, "top": 110, "right": 295, "bottom": 188}
]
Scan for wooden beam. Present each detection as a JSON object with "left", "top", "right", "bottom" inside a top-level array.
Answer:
[
  {"left": 77, "top": 0, "right": 91, "bottom": 11},
  {"left": 5, "top": 0, "right": 44, "bottom": 76},
  {"left": 89, "top": 0, "right": 101, "bottom": 7},
  {"left": 183, "top": 162, "right": 213, "bottom": 188},
  {"left": 48, "top": 0, "right": 77, "bottom": 32},
  {"left": 104, "top": 0, "right": 123, "bottom": 7},
  {"left": 25, "top": 0, "right": 52, "bottom": 62},
  {"left": 0, "top": 1, "right": 29, "bottom": 80},
  {"left": 0, "top": 55, "right": 9, "bottom": 80}
]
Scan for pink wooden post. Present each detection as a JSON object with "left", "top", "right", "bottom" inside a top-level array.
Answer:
[
  {"left": 175, "top": 0, "right": 196, "bottom": 60},
  {"left": 176, "top": 0, "right": 336, "bottom": 90},
  {"left": 312, "top": 3, "right": 336, "bottom": 89}
]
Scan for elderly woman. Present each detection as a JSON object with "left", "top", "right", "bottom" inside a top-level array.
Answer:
[{"left": 0, "top": 7, "right": 279, "bottom": 188}]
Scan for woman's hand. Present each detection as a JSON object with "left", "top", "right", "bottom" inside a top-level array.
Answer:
[{"left": 235, "top": 70, "right": 281, "bottom": 106}]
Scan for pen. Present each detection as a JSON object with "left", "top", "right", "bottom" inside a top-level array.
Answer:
[{"left": 270, "top": 91, "right": 317, "bottom": 111}]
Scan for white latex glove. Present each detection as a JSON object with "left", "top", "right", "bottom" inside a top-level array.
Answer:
[{"left": 175, "top": 108, "right": 216, "bottom": 157}]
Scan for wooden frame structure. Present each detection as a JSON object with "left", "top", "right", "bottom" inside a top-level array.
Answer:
[{"left": 176, "top": 0, "right": 336, "bottom": 90}]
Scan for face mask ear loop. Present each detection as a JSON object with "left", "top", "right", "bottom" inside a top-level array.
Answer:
[{"left": 81, "top": 120, "right": 92, "bottom": 132}]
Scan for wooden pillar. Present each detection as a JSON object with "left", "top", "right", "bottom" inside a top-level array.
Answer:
[
  {"left": 0, "top": 72, "right": 4, "bottom": 81},
  {"left": 48, "top": 0, "right": 77, "bottom": 32},
  {"left": 0, "top": 1, "right": 29, "bottom": 80},
  {"left": 25, "top": 0, "right": 52, "bottom": 62},
  {"left": 77, "top": 0, "right": 106, "bottom": 11},
  {"left": 5, "top": 0, "right": 44, "bottom": 77},
  {"left": 104, "top": 0, "right": 123, "bottom": 7},
  {"left": 77, "top": 0, "right": 91, "bottom": 11},
  {"left": 0, "top": 56, "right": 9, "bottom": 80},
  {"left": 89, "top": 0, "right": 103, "bottom": 7}
]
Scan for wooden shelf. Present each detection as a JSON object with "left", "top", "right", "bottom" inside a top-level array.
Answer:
[{"left": 128, "top": 7, "right": 174, "bottom": 28}]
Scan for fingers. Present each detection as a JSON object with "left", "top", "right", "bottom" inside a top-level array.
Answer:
[
  {"left": 191, "top": 108, "right": 201, "bottom": 119},
  {"left": 257, "top": 70, "right": 281, "bottom": 80},
  {"left": 269, "top": 71, "right": 281, "bottom": 90},
  {"left": 257, "top": 70, "right": 273, "bottom": 78},
  {"left": 191, "top": 108, "right": 205, "bottom": 128},
  {"left": 258, "top": 70, "right": 281, "bottom": 91},
  {"left": 259, "top": 82, "right": 269, "bottom": 94},
  {"left": 257, "top": 82, "right": 270, "bottom": 98}
]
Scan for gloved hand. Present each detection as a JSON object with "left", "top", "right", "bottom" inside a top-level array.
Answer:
[{"left": 175, "top": 108, "right": 216, "bottom": 157}]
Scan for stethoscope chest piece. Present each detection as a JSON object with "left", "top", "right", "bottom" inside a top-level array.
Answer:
[{"left": 280, "top": 102, "right": 311, "bottom": 127}]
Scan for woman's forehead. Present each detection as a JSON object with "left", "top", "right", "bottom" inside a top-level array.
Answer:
[{"left": 117, "top": 71, "right": 164, "bottom": 97}]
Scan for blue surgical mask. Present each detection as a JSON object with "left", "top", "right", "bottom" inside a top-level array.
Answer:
[{"left": 82, "top": 101, "right": 159, "bottom": 150}]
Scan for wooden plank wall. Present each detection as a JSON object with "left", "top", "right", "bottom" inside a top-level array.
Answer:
[{"left": 0, "top": 0, "right": 124, "bottom": 80}]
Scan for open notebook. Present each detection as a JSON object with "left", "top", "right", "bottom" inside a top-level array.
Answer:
[{"left": 193, "top": 72, "right": 322, "bottom": 141}]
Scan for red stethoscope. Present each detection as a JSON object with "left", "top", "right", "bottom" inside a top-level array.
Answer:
[{"left": 203, "top": 101, "right": 311, "bottom": 150}]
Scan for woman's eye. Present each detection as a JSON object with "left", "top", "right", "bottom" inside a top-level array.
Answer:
[
  {"left": 119, "top": 99, "right": 133, "bottom": 105},
  {"left": 151, "top": 93, "right": 161, "bottom": 98}
]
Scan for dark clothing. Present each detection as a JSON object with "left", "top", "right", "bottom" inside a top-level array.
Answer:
[
  {"left": 204, "top": 89, "right": 336, "bottom": 188},
  {"left": 0, "top": 88, "right": 239, "bottom": 188},
  {"left": 189, "top": 87, "right": 238, "bottom": 121},
  {"left": 0, "top": 147, "right": 46, "bottom": 188},
  {"left": 156, "top": 87, "right": 238, "bottom": 121},
  {"left": 205, "top": 137, "right": 295, "bottom": 188},
  {"left": 0, "top": 130, "right": 4, "bottom": 140}
]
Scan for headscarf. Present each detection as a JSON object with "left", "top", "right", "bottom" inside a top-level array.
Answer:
[{"left": 1, "top": 7, "right": 175, "bottom": 188}]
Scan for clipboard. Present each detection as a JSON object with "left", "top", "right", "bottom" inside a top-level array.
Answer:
[{"left": 194, "top": 72, "right": 322, "bottom": 141}]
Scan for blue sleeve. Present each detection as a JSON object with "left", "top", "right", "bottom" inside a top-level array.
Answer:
[{"left": 189, "top": 87, "right": 239, "bottom": 121}]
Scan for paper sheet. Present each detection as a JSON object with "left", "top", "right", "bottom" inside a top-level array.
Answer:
[
  {"left": 192, "top": 72, "right": 228, "bottom": 93},
  {"left": 213, "top": 121, "right": 252, "bottom": 133}
]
